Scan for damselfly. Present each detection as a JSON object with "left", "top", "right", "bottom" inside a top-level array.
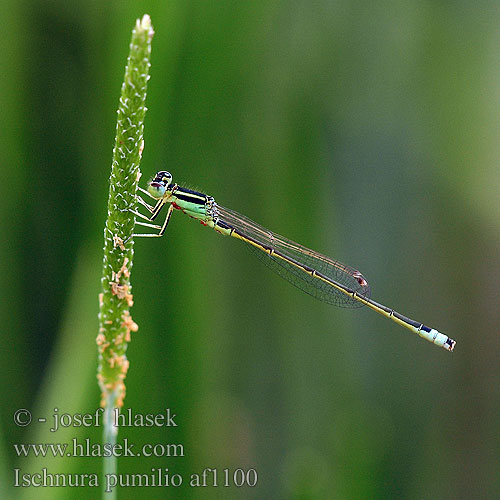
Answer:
[{"left": 133, "top": 171, "right": 455, "bottom": 351}]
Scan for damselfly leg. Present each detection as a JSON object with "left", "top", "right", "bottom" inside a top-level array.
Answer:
[{"left": 132, "top": 199, "right": 173, "bottom": 238}]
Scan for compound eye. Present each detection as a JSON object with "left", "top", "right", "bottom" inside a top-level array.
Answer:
[
  {"left": 148, "top": 171, "right": 173, "bottom": 199},
  {"left": 154, "top": 171, "right": 172, "bottom": 185}
]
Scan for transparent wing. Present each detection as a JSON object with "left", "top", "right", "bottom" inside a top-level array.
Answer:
[{"left": 215, "top": 204, "right": 370, "bottom": 308}]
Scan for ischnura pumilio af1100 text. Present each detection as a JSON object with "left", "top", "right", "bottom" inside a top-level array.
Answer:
[{"left": 132, "top": 170, "right": 455, "bottom": 352}]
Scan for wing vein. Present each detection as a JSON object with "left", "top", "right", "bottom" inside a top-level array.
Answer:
[{"left": 215, "top": 204, "right": 371, "bottom": 308}]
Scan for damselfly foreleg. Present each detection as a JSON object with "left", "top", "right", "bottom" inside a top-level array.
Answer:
[{"left": 133, "top": 203, "right": 173, "bottom": 238}]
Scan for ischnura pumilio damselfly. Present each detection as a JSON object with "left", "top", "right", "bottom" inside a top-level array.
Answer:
[{"left": 132, "top": 170, "right": 455, "bottom": 351}]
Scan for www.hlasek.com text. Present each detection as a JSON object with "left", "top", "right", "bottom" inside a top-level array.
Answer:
[{"left": 14, "top": 438, "right": 183, "bottom": 458}]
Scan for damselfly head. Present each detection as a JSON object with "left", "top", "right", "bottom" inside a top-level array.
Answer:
[{"left": 147, "top": 171, "right": 173, "bottom": 199}]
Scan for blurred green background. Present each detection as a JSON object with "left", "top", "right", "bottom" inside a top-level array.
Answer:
[{"left": 1, "top": 1, "right": 499, "bottom": 499}]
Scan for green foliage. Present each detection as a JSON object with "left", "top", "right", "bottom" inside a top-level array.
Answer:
[{"left": 98, "top": 15, "right": 154, "bottom": 409}]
